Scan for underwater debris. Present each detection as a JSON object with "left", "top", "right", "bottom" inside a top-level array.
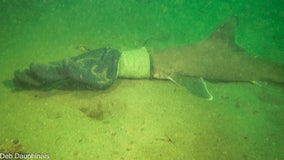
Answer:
[
  {"left": 80, "top": 101, "right": 109, "bottom": 121},
  {"left": 154, "top": 135, "right": 175, "bottom": 144},
  {"left": 77, "top": 44, "right": 90, "bottom": 52},
  {"left": 0, "top": 139, "right": 24, "bottom": 160}
]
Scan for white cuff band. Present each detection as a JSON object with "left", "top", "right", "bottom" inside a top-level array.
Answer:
[{"left": 118, "top": 47, "right": 151, "bottom": 78}]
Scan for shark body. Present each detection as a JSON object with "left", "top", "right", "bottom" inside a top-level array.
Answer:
[{"left": 152, "top": 17, "right": 284, "bottom": 85}]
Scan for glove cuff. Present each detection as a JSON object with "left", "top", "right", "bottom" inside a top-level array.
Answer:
[{"left": 118, "top": 47, "right": 151, "bottom": 78}]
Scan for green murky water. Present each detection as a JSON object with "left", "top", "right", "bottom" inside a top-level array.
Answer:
[{"left": 0, "top": 1, "right": 283, "bottom": 159}]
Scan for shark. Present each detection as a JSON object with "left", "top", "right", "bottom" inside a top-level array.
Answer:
[
  {"left": 151, "top": 17, "right": 284, "bottom": 100},
  {"left": 10, "top": 17, "right": 284, "bottom": 99}
]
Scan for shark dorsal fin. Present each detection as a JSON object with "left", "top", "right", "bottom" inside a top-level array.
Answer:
[{"left": 206, "top": 16, "right": 240, "bottom": 49}]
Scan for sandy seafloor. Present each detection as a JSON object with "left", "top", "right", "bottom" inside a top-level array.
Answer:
[{"left": 0, "top": 1, "right": 284, "bottom": 160}]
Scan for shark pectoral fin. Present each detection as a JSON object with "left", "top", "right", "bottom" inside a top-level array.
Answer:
[{"left": 171, "top": 75, "right": 213, "bottom": 100}]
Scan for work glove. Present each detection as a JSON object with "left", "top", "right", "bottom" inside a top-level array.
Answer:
[{"left": 13, "top": 47, "right": 121, "bottom": 90}]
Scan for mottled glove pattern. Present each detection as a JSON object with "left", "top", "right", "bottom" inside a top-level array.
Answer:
[{"left": 13, "top": 48, "right": 121, "bottom": 90}]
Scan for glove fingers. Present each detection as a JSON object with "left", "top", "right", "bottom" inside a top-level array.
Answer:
[{"left": 13, "top": 70, "right": 42, "bottom": 89}]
